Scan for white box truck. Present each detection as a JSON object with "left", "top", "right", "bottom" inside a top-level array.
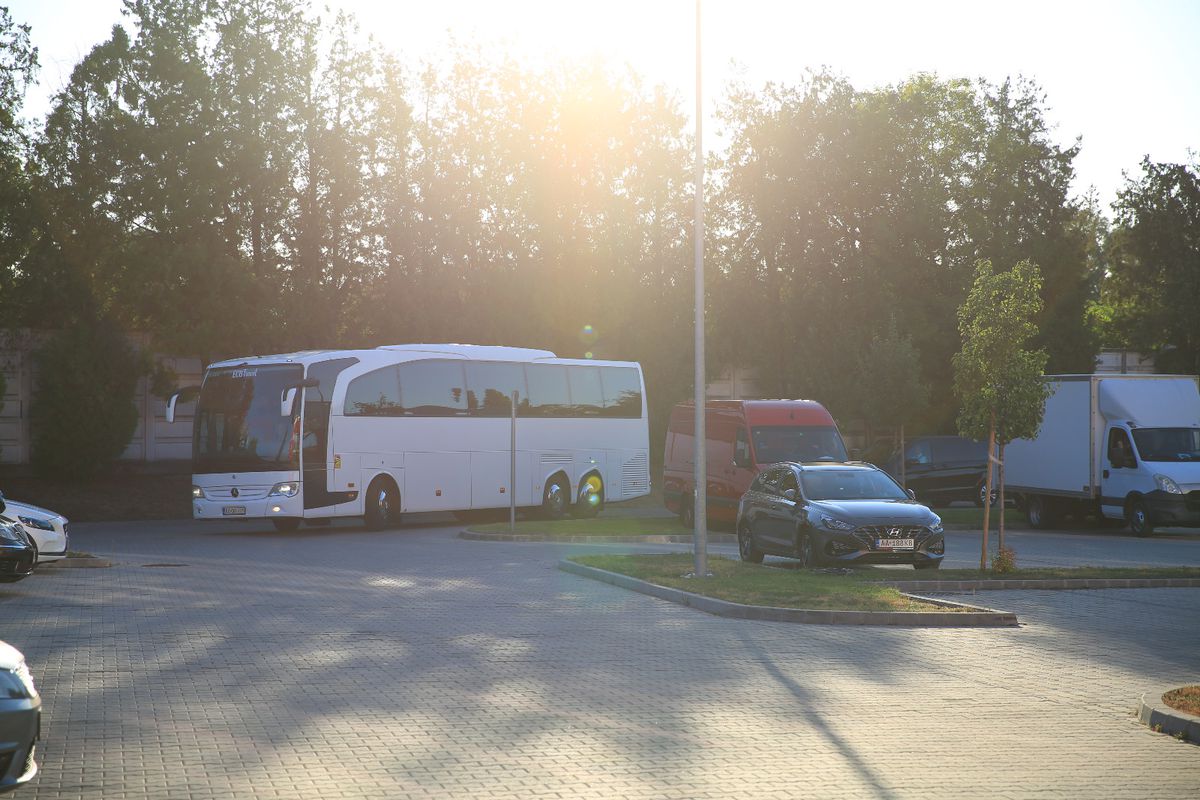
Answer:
[{"left": 1005, "top": 374, "right": 1200, "bottom": 535}]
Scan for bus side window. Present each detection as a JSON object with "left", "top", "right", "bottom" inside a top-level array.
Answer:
[
  {"left": 465, "top": 362, "right": 527, "bottom": 417},
  {"left": 525, "top": 364, "right": 570, "bottom": 417},
  {"left": 599, "top": 366, "right": 642, "bottom": 418},
  {"left": 567, "top": 366, "right": 603, "bottom": 416},
  {"left": 398, "top": 360, "right": 468, "bottom": 416},
  {"left": 343, "top": 367, "right": 401, "bottom": 416}
]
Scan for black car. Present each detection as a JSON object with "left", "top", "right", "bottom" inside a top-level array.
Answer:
[
  {"left": 735, "top": 462, "right": 945, "bottom": 569},
  {"left": 0, "top": 521, "right": 36, "bottom": 584},
  {"left": 882, "top": 435, "right": 993, "bottom": 507}
]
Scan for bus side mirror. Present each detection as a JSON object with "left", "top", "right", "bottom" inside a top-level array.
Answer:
[
  {"left": 281, "top": 388, "right": 298, "bottom": 417},
  {"left": 166, "top": 386, "right": 200, "bottom": 424}
]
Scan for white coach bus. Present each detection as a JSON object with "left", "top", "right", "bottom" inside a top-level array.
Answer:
[{"left": 169, "top": 344, "right": 650, "bottom": 531}]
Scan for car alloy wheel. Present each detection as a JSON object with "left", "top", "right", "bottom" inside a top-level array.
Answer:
[{"left": 737, "top": 522, "right": 763, "bottom": 564}]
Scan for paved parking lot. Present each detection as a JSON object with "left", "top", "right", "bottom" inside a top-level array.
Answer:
[{"left": 2, "top": 518, "right": 1199, "bottom": 799}]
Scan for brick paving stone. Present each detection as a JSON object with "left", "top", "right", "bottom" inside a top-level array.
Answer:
[{"left": 0, "top": 520, "right": 1197, "bottom": 799}]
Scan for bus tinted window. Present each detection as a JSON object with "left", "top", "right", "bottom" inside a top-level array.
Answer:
[
  {"left": 466, "top": 362, "right": 527, "bottom": 416},
  {"left": 600, "top": 366, "right": 642, "bottom": 418},
  {"left": 344, "top": 367, "right": 401, "bottom": 416},
  {"left": 524, "top": 364, "right": 571, "bottom": 417},
  {"left": 398, "top": 360, "right": 467, "bottom": 416},
  {"left": 567, "top": 366, "right": 604, "bottom": 416}
]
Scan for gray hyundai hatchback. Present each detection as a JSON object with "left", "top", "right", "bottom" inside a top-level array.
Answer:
[{"left": 735, "top": 462, "right": 945, "bottom": 569}]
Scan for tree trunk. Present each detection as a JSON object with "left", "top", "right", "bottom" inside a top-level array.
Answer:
[
  {"left": 981, "top": 411, "right": 996, "bottom": 571},
  {"left": 998, "top": 441, "right": 1006, "bottom": 553}
]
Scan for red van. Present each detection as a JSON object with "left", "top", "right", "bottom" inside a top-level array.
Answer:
[{"left": 662, "top": 400, "right": 848, "bottom": 525}]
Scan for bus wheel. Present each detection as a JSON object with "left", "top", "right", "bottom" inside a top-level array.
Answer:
[
  {"left": 572, "top": 474, "right": 604, "bottom": 518},
  {"left": 364, "top": 477, "right": 399, "bottom": 530},
  {"left": 541, "top": 477, "right": 570, "bottom": 520},
  {"left": 271, "top": 518, "right": 301, "bottom": 532}
]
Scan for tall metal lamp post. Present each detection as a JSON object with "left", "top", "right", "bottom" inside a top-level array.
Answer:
[{"left": 692, "top": 0, "right": 708, "bottom": 577}]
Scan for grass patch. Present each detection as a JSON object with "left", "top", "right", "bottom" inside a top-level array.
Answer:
[
  {"left": 853, "top": 565, "right": 1200, "bottom": 581},
  {"left": 473, "top": 516, "right": 691, "bottom": 537},
  {"left": 568, "top": 553, "right": 965, "bottom": 612},
  {"left": 1162, "top": 686, "right": 1200, "bottom": 716}
]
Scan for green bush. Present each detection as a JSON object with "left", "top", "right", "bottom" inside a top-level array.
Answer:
[{"left": 30, "top": 318, "right": 146, "bottom": 480}]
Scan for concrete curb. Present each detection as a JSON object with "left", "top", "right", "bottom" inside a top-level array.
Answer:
[
  {"left": 462, "top": 530, "right": 738, "bottom": 544},
  {"left": 39, "top": 557, "right": 112, "bottom": 569},
  {"left": 1137, "top": 687, "right": 1200, "bottom": 744},
  {"left": 883, "top": 577, "right": 1200, "bottom": 592},
  {"left": 558, "top": 560, "right": 1019, "bottom": 627}
]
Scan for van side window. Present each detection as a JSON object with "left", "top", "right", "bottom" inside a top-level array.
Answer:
[
  {"left": 1108, "top": 428, "right": 1135, "bottom": 468},
  {"left": 734, "top": 429, "right": 752, "bottom": 468}
]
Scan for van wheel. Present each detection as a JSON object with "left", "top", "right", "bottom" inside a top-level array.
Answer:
[
  {"left": 737, "top": 522, "right": 763, "bottom": 564},
  {"left": 680, "top": 495, "right": 694, "bottom": 528},
  {"left": 572, "top": 474, "right": 604, "bottom": 518},
  {"left": 541, "top": 476, "right": 570, "bottom": 520},
  {"left": 364, "top": 476, "right": 400, "bottom": 530},
  {"left": 1128, "top": 499, "right": 1154, "bottom": 537},
  {"left": 975, "top": 480, "right": 998, "bottom": 508}
]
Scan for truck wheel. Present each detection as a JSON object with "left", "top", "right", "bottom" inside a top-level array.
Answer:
[
  {"left": 1128, "top": 499, "right": 1154, "bottom": 538},
  {"left": 1026, "top": 495, "right": 1057, "bottom": 529}
]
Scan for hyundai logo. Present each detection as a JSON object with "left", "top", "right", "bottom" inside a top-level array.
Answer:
[
  {"left": 888, "top": 526, "right": 902, "bottom": 537},
  {"left": 231, "top": 488, "right": 239, "bottom": 498}
]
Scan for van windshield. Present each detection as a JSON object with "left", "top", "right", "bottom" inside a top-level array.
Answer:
[
  {"left": 751, "top": 425, "right": 848, "bottom": 464},
  {"left": 1131, "top": 428, "right": 1200, "bottom": 462}
]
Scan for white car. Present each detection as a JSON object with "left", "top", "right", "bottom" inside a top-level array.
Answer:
[
  {"left": 0, "top": 640, "right": 40, "bottom": 793},
  {"left": 0, "top": 498, "right": 68, "bottom": 564}
]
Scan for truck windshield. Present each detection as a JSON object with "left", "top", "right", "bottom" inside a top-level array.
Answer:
[
  {"left": 752, "top": 425, "right": 848, "bottom": 464},
  {"left": 193, "top": 364, "right": 303, "bottom": 473},
  {"left": 1131, "top": 428, "right": 1200, "bottom": 462}
]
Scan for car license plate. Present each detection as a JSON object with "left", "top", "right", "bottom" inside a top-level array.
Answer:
[
  {"left": 876, "top": 538, "right": 914, "bottom": 550},
  {"left": 222, "top": 506, "right": 247, "bottom": 516}
]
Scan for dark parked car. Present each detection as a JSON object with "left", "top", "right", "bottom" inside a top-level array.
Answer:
[
  {"left": 0, "top": 521, "right": 35, "bottom": 584},
  {"left": 0, "top": 640, "right": 40, "bottom": 793},
  {"left": 882, "top": 435, "right": 993, "bottom": 507},
  {"left": 735, "top": 462, "right": 945, "bottom": 569}
]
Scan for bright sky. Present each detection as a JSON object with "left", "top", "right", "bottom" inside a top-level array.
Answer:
[{"left": 10, "top": 0, "right": 1200, "bottom": 209}]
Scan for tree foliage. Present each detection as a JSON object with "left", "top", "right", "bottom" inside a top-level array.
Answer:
[{"left": 1103, "top": 157, "right": 1200, "bottom": 373}]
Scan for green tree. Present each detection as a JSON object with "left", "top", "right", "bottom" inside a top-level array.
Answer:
[
  {"left": 953, "top": 259, "right": 1050, "bottom": 568},
  {"left": 0, "top": 4, "right": 37, "bottom": 319},
  {"left": 856, "top": 317, "right": 930, "bottom": 488},
  {"left": 1104, "top": 157, "right": 1200, "bottom": 373},
  {"left": 30, "top": 315, "right": 145, "bottom": 480}
]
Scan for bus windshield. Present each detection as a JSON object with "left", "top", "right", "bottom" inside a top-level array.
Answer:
[
  {"left": 1131, "top": 428, "right": 1200, "bottom": 462},
  {"left": 193, "top": 364, "right": 303, "bottom": 473},
  {"left": 751, "top": 425, "right": 848, "bottom": 464}
]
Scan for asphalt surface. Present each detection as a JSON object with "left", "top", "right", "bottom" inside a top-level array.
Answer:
[{"left": 1, "top": 514, "right": 1198, "bottom": 799}]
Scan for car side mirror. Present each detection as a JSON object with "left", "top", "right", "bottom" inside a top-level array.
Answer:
[
  {"left": 783, "top": 488, "right": 797, "bottom": 502},
  {"left": 907, "top": 488, "right": 917, "bottom": 500}
]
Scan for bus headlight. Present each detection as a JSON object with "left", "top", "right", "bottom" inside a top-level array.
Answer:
[
  {"left": 192, "top": 486, "right": 206, "bottom": 499},
  {"left": 268, "top": 482, "right": 300, "bottom": 498}
]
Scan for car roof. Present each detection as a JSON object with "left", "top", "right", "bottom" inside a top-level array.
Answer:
[{"left": 773, "top": 461, "right": 878, "bottom": 471}]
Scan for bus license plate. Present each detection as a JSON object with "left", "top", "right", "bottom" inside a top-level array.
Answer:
[
  {"left": 877, "top": 538, "right": 914, "bottom": 550},
  {"left": 223, "top": 506, "right": 247, "bottom": 516}
]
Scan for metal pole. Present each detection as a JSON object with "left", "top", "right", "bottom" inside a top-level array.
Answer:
[
  {"left": 692, "top": 0, "right": 708, "bottom": 577},
  {"left": 510, "top": 390, "right": 518, "bottom": 533}
]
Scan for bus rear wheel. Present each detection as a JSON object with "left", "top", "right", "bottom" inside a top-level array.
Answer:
[
  {"left": 364, "top": 477, "right": 400, "bottom": 530},
  {"left": 541, "top": 476, "right": 570, "bottom": 520},
  {"left": 572, "top": 474, "right": 604, "bottom": 518}
]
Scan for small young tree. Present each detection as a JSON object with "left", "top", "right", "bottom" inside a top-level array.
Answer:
[
  {"left": 953, "top": 259, "right": 1050, "bottom": 569},
  {"left": 856, "top": 317, "right": 929, "bottom": 487},
  {"left": 30, "top": 316, "right": 153, "bottom": 480}
]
